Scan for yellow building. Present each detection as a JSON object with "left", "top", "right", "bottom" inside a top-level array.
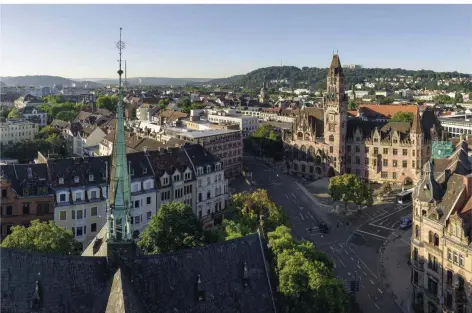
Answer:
[{"left": 411, "top": 140, "right": 472, "bottom": 313}]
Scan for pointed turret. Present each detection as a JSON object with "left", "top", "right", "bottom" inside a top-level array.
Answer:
[
  {"left": 328, "top": 52, "right": 344, "bottom": 78},
  {"left": 107, "top": 28, "right": 132, "bottom": 242},
  {"left": 412, "top": 107, "right": 422, "bottom": 134}
]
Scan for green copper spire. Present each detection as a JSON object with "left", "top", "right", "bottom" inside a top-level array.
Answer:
[{"left": 107, "top": 27, "right": 132, "bottom": 242}]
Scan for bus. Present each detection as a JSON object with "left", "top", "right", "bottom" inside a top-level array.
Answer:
[{"left": 396, "top": 188, "right": 414, "bottom": 204}]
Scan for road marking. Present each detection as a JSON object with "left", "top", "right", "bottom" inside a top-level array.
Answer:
[
  {"left": 363, "top": 271, "right": 367, "bottom": 277},
  {"left": 377, "top": 288, "right": 383, "bottom": 294},
  {"left": 291, "top": 192, "right": 296, "bottom": 198},
  {"left": 362, "top": 284, "right": 365, "bottom": 289},
  {"left": 367, "top": 293, "right": 372, "bottom": 299},
  {"left": 358, "top": 258, "right": 378, "bottom": 279},
  {"left": 307, "top": 212, "right": 314, "bottom": 220},
  {"left": 370, "top": 205, "right": 411, "bottom": 224},
  {"left": 292, "top": 198, "right": 296, "bottom": 203},
  {"left": 339, "top": 243, "right": 344, "bottom": 249},
  {"left": 299, "top": 212, "right": 305, "bottom": 220},
  {"left": 344, "top": 250, "right": 349, "bottom": 255},
  {"left": 285, "top": 193, "right": 289, "bottom": 199},
  {"left": 299, "top": 206, "right": 304, "bottom": 211},
  {"left": 375, "top": 304, "right": 380, "bottom": 310},
  {"left": 350, "top": 256, "right": 354, "bottom": 261},
  {"left": 369, "top": 223, "right": 394, "bottom": 231},
  {"left": 370, "top": 279, "right": 375, "bottom": 285},
  {"left": 357, "top": 264, "right": 361, "bottom": 269},
  {"left": 348, "top": 245, "right": 355, "bottom": 253},
  {"left": 356, "top": 230, "right": 388, "bottom": 239},
  {"left": 339, "top": 258, "right": 346, "bottom": 268}
]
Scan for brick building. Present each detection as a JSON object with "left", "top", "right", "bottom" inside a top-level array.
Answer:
[
  {"left": 0, "top": 164, "right": 54, "bottom": 240},
  {"left": 282, "top": 54, "right": 441, "bottom": 185}
]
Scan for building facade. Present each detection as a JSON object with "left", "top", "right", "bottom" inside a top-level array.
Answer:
[
  {"left": 163, "top": 127, "right": 243, "bottom": 179},
  {"left": 0, "top": 164, "right": 54, "bottom": 240},
  {"left": 207, "top": 110, "right": 259, "bottom": 138},
  {"left": 0, "top": 119, "right": 39, "bottom": 145},
  {"left": 22, "top": 106, "right": 48, "bottom": 126},
  {"left": 282, "top": 54, "right": 439, "bottom": 185},
  {"left": 410, "top": 140, "right": 472, "bottom": 313}
]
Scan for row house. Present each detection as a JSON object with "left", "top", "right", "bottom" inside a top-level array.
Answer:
[
  {"left": 46, "top": 143, "right": 228, "bottom": 249},
  {"left": 411, "top": 140, "right": 472, "bottom": 313},
  {"left": 0, "top": 164, "right": 54, "bottom": 240}
]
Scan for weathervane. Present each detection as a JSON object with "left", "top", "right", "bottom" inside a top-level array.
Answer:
[{"left": 116, "top": 27, "right": 126, "bottom": 81}]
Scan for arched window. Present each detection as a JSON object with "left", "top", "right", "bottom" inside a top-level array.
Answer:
[
  {"left": 415, "top": 225, "right": 420, "bottom": 238},
  {"left": 428, "top": 231, "right": 433, "bottom": 243},
  {"left": 329, "top": 135, "right": 334, "bottom": 142}
]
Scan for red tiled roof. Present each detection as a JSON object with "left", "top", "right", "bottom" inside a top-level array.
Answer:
[{"left": 357, "top": 104, "right": 418, "bottom": 119}]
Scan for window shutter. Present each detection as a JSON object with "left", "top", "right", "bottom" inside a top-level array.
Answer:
[{"left": 72, "top": 210, "right": 75, "bottom": 219}]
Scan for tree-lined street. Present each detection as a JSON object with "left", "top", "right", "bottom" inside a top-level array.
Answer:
[{"left": 232, "top": 157, "right": 410, "bottom": 313}]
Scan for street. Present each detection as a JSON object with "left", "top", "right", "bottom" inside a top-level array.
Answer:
[{"left": 232, "top": 157, "right": 409, "bottom": 313}]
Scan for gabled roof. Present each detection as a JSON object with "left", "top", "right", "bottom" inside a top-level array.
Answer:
[
  {"left": 47, "top": 156, "right": 109, "bottom": 188},
  {"left": 51, "top": 119, "right": 69, "bottom": 129},
  {"left": 415, "top": 161, "right": 443, "bottom": 203},
  {"left": 0, "top": 163, "right": 51, "bottom": 197}
]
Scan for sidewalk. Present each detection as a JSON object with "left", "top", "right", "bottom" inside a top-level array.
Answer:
[{"left": 380, "top": 229, "right": 413, "bottom": 313}]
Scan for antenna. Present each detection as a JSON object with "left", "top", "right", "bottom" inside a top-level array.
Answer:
[{"left": 116, "top": 27, "right": 125, "bottom": 87}]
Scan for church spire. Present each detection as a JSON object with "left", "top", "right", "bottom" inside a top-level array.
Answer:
[
  {"left": 412, "top": 107, "right": 422, "bottom": 134},
  {"left": 107, "top": 28, "right": 132, "bottom": 242}
]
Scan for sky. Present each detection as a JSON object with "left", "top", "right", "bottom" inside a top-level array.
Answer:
[{"left": 1, "top": 4, "right": 472, "bottom": 79}]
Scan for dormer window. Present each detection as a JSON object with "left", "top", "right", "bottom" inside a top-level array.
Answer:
[
  {"left": 74, "top": 176, "right": 79, "bottom": 183},
  {"left": 184, "top": 172, "right": 191, "bottom": 180},
  {"left": 173, "top": 174, "right": 180, "bottom": 182},
  {"left": 143, "top": 167, "right": 147, "bottom": 174},
  {"left": 130, "top": 168, "right": 135, "bottom": 176},
  {"left": 197, "top": 167, "right": 203, "bottom": 175},
  {"left": 59, "top": 177, "right": 64, "bottom": 185},
  {"left": 206, "top": 165, "right": 211, "bottom": 173},
  {"left": 89, "top": 174, "right": 94, "bottom": 182}
]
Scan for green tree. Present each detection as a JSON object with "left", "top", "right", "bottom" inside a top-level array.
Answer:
[
  {"left": 1, "top": 220, "right": 81, "bottom": 255},
  {"left": 220, "top": 189, "right": 287, "bottom": 240},
  {"left": 38, "top": 125, "right": 61, "bottom": 138},
  {"left": 96, "top": 95, "right": 118, "bottom": 112},
  {"left": 246, "top": 124, "right": 284, "bottom": 160},
  {"left": 55, "top": 110, "right": 77, "bottom": 122},
  {"left": 328, "top": 174, "right": 371, "bottom": 210},
  {"left": 455, "top": 93, "right": 464, "bottom": 104},
  {"left": 138, "top": 202, "right": 216, "bottom": 254},
  {"left": 7, "top": 108, "right": 20, "bottom": 119},
  {"left": 158, "top": 98, "right": 169, "bottom": 110},
  {"left": 0, "top": 107, "right": 13, "bottom": 119},
  {"left": 390, "top": 111, "right": 414, "bottom": 123},
  {"left": 348, "top": 102, "right": 357, "bottom": 110},
  {"left": 267, "top": 226, "right": 348, "bottom": 313},
  {"left": 378, "top": 97, "right": 395, "bottom": 104},
  {"left": 434, "top": 94, "right": 453, "bottom": 104}
]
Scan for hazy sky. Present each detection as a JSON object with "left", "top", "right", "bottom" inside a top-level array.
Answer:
[{"left": 1, "top": 4, "right": 471, "bottom": 79}]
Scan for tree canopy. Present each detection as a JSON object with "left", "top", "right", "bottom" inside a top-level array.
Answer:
[
  {"left": 390, "top": 111, "right": 414, "bottom": 123},
  {"left": 267, "top": 225, "right": 348, "bottom": 313},
  {"left": 328, "top": 174, "right": 373, "bottom": 210},
  {"left": 138, "top": 202, "right": 217, "bottom": 254},
  {"left": 244, "top": 124, "right": 284, "bottom": 160},
  {"left": 220, "top": 189, "right": 287, "bottom": 240},
  {"left": 7, "top": 108, "right": 20, "bottom": 119},
  {"left": 55, "top": 110, "right": 77, "bottom": 122},
  {"left": 96, "top": 95, "right": 118, "bottom": 113},
  {"left": 1, "top": 220, "right": 81, "bottom": 255}
]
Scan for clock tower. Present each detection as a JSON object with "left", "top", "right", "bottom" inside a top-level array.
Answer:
[{"left": 323, "top": 52, "right": 347, "bottom": 176}]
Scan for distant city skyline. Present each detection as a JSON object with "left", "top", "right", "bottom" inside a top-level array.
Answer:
[{"left": 1, "top": 4, "right": 472, "bottom": 78}]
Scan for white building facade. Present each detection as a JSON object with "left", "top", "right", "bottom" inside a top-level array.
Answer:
[{"left": 0, "top": 119, "right": 38, "bottom": 145}]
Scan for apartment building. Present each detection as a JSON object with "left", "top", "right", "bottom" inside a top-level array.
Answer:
[
  {"left": 439, "top": 114, "right": 472, "bottom": 137},
  {"left": 411, "top": 140, "right": 472, "bottom": 313},
  {"left": 184, "top": 144, "right": 229, "bottom": 228},
  {"left": 0, "top": 119, "right": 39, "bottom": 145},
  {"left": 163, "top": 127, "right": 243, "bottom": 179},
  {"left": 0, "top": 164, "right": 54, "bottom": 240},
  {"left": 22, "top": 106, "right": 48, "bottom": 126},
  {"left": 207, "top": 109, "right": 259, "bottom": 138},
  {"left": 47, "top": 156, "right": 109, "bottom": 249}
]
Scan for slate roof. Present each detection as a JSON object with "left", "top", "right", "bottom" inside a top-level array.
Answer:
[
  {"left": 414, "top": 161, "right": 443, "bottom": 203},
  {"left": 346, "top": 119, "right": 385, "bottom": 139},
  {"left": 1, "top": 234, "right": 276, "bottom": 313},
  {"left": 47, "top": 156, "right": 109, "bottom": 189},
  {"left": 51, "top": 119, "right": 69, "bottom": 129},
  {"left": 145, "top": 148, "right": 194, "bottom": 186},
  {"left": 0, "top": 163, "right": 51, "bottom": 197},
  {"left": 22, "top": 106, "right": 46, "bottom": 114},
  {"left": 0, "top": 247, "right": 109, "bottom": 313},
  {"left": 184, "top": 143, "right": 221, "bottom": 173}
]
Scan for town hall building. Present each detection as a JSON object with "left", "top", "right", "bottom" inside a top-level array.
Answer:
[{"left": 282, "top": 54, "right": 441, "bottom": 186}]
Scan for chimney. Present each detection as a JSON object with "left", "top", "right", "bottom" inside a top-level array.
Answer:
[{"left": 463, "top": 173, "right": 472, "bottom": 198}]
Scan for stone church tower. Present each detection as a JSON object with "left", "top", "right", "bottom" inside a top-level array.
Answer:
[{"left": 323, "top": 53, "right": 347, "bottom": 175}]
